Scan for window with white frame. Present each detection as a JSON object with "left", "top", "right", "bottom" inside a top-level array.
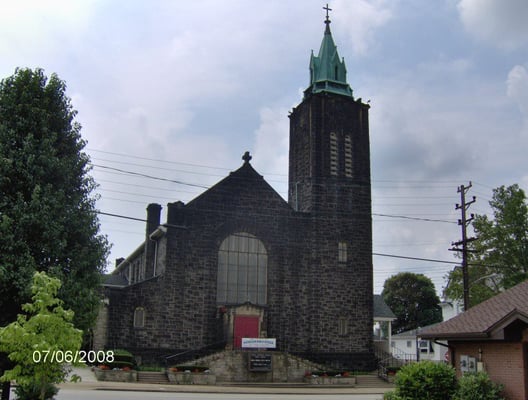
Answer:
[{"left": 419, "top": 340, "right": 433, "bottom": 353}]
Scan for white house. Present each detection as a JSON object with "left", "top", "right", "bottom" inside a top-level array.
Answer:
[{"left": 391, "top": 295, "right": 463, "bottom": 362}]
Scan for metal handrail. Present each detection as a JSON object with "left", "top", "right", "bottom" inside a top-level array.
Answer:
[{"left": 162, "top": 340, "right": 227, "bottom": 366}]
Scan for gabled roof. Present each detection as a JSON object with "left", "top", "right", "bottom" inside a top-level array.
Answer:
[
  {"left": 420, "top": 279, "right": 528, "bottom": 340},
  {"left": 103, "top": 274, "right": 128, "bottom": 288},
  {"left": 373, "top": 294, "right": 396, "bottom": 320},
  {"left": 393, "top": 323, "right": 441, "bottom": 339},
  {"left": 187, "top": 152, "right": 291, "bottom": 212}
]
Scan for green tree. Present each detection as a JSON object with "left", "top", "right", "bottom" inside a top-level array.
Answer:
[
  {"left": 0, "top": 271, "right": 83, "bottom": 400},
  {"left": 382, "top": 272, "right": 442, "bottom": 334},
  {"left": 446, "top": 184, "right": 528, "bottom": 306},
  {"left": 0, "top": 68, "right": 109, "bottom": 332}
]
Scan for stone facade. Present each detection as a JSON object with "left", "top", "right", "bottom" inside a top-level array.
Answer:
[
  {"left": 175, "top": 350, "right": 324, "bottom": 383},
  {"left": 99, "top": 16, "right": 374, "bottom": 371}
]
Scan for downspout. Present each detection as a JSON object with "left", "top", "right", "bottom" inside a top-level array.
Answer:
[
  {"left": 433, "top": 339, "right": 455, "bottom": 367},
  {"left": 152, "top": 239, "right": 158, "bottom": 277}
]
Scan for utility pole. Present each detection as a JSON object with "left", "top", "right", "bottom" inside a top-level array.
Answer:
[{"left": 450, "top": 182, "right": 477, "bottom": 311}]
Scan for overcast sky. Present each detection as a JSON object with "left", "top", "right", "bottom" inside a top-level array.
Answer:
[{"left": 2, "top": 0, "right": 527, "bottom": 295}]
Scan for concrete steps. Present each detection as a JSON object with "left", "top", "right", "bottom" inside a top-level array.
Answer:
[
  {"left": 355, "top": 374, "right": 395, "bottom": 388},
  {"left": 137, "top": 371, "right": 169, "bottom": 384}
]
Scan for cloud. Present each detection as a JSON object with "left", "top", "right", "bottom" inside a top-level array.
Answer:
[
  {"left": 252, "top": 106, "right": 289, "bottom": 198},
  {"left": 332, "top": 0, "right": 393, "bottom": 55},
  {"left": 507, "top": 65, "right": 528, "bottom": 117},
  {"left": 457, "top": 0, "right": 528, "bottom": 49},
  {"left": 506, "top": 64, "right": 528, "bottom": 186},
  {"left": 0, "top": 0, "right": 97, "bottom": 60}
]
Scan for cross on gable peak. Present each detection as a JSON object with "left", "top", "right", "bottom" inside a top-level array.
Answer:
[{"left": 242, "top": 151, "right": 252, "bottom": 164}]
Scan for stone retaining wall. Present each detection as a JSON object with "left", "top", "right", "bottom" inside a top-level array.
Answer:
[{"left": 178, "top": 350, "right": 325, "bottom": 383}]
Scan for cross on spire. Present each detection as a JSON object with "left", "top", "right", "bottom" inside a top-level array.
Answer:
[{"left": 323, "top": 3, "right": 332, "bottom": 24}]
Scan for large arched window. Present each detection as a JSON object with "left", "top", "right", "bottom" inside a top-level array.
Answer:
[{"left": 217, "top": 232, "right": 267, "bottom": 305}]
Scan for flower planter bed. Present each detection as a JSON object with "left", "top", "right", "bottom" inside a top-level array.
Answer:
[
  {"left": 93, "top": 366, "right": 137, "bottom": 382},
  {"left": 303, "top": 375, "right": 357, "bottom": 385},
  {"left": 303, "top": 370, "right": 357, "bottom": 385},
  {"left": 167, "top": 367, "right": 216, "bottom": 385}
]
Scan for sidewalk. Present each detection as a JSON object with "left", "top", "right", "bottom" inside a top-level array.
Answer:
[{"left": 60, "top": 367, "right": 394, "bottom": 395}]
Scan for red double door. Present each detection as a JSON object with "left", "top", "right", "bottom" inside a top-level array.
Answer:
[{"left": 233, "top": 315, "right": 259, "bottom": 348}]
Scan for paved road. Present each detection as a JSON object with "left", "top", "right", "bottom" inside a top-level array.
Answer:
[{"left": 55, "top": 389, "right": 384, "bottom": 400}]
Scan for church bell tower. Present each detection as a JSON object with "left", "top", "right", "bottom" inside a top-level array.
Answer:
[
  {"left": 287, "top": 5, "right": 374, "bottom": 368},
  {"left": 288, "top": 7, "right": 371, "bottom": 212}
]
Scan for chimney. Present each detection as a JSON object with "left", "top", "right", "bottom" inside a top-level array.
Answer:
[
  {"left": 167, "top": 201, "right": 185, "bottom": 225},
  {"left": 146, "top": 203, "right": 162, "bottom": 237},
  {"left": 145, "top": 203, "right": 162, "bottom": 279}
]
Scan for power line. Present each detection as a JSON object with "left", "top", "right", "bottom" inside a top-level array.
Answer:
[
  {"left": 96, "top": 210, "right": 459, "bottom": 267},
  {"left": 92, "top": 164, "right": 209, "bottom": 189},
  {"left": 87, "top": 148, "right": 288, "bottom": 177},
  {"left": 92, "top": 157, "right": 227, "bottom": 178},
  {"left": 87, "top": 148, "right": 234, "bottom": 171},
  {"left": 373, "top": 252, "right": 459, "bottom": 265},
  {"left": 98, "top": 211, "right": 146, "bottom": 222},
  {"left": 373, "top": 213, "right": 456, "bottom": 224},
  {"left": 87, "top": 148, "right": 484, "bottom": 192},
  {"left": 97, "top": 178, "right": 201, "bottom": 195},
  {"left": 92, "top": 164, "right": 457, "bottom": 215}
]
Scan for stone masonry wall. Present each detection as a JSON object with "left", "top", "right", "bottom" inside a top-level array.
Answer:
[
  {"left": 178, "top": 350, "right": 324, "bottom": 383},
  {"left": 103, "top": 91, "right": 375, "bottom": 370}
]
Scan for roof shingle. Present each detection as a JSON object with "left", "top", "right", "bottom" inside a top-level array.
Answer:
[
  {"left": 421, "top": 279, "right": 528, "bottom": 339},
  {"left": 373, "top": 294, "right": 396, "bottom": 319}
]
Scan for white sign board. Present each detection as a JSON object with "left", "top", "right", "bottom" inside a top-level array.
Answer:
[{"left": 241, "top": 338, "right": 276, "bottom": 349}]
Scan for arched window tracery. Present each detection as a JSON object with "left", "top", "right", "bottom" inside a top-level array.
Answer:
[{"left": 217, "top": 232, "right": 267, "bottom": 305}]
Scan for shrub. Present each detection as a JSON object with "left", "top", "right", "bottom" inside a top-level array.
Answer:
[
  {"left": 394, "top": 361, "right": 457, "bottom": 400},
  {"left": 106, "top": 349, "right": 135, "bottom": 370},
  {"left": 14, "top": 383, "right": 59, "bottom": 400},
  {"left": 383, "top": 390, "right": 400, "bottom": 400},
  {"left": 454, "top": 372, "right": 504, "bottom": 400}
]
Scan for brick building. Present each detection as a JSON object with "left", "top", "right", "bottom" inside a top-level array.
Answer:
[
  {"left": 421, "top": 279, "right": 528, "bottom": 400},
  {"left": 98, "top": 13, "right": 374, "bottom": 370}
]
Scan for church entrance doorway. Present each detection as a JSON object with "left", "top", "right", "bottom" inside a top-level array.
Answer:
[{"left": 233, "top": 315, "right": 259, "bottom": 349}]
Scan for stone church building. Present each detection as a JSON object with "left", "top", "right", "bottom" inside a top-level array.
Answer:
[{"left": 97, "top": 13, "right": 374, "bottom": 370}]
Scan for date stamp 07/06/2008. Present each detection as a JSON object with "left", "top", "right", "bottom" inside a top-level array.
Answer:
[{"left": 32, "top": 350, "right": 115, "bottom": 364}]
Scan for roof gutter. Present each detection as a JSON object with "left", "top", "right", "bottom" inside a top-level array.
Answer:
[{"left": 420, "top": 331, "right": 489, "bottom": 340}]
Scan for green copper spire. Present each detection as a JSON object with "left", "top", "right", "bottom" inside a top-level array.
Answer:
[{"left": 305, "top": 5, "right": 353, "bottom": 98}]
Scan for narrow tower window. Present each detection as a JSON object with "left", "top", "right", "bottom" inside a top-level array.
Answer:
[
  {"left": 330, "top": 132, "right": 338, "bottom": 176},
  {"left": 338, "top": 316, "right": 348, "bottom": 335},
  {"left": 338, "top": 241, "right": 347, "bottom": 262},
  {"left": 134, "top": 307, "right": 145, "bottom": 328},
  {"left": 345, "top": 135, "right": 352, "bottom": 177},
  {"left": 337, "top": 242, "right": 347, "bottom": 262}
]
